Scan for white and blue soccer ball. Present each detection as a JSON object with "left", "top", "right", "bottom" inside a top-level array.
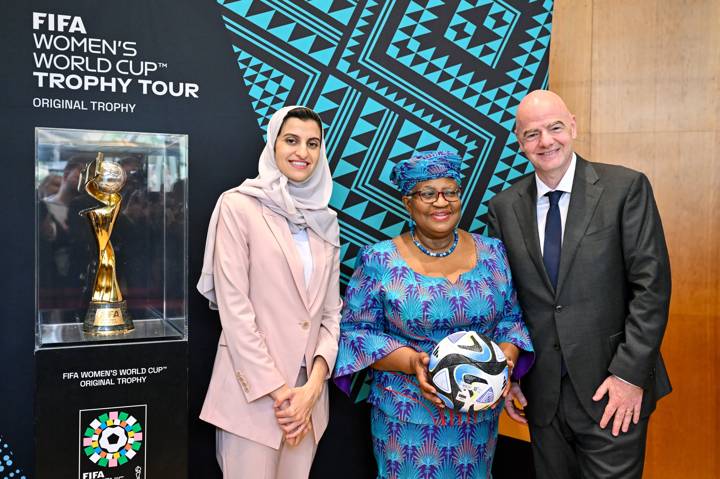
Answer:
[{"left": 428, "top": 331, "right": 508, "bottom": 412}]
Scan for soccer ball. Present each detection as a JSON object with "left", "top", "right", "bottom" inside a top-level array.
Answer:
[
  {"left": 95, "top": 160, "right": 127, "bottom": 194},
  {"left": 428, "top": 331, "right": 508, "bottom": 412}
]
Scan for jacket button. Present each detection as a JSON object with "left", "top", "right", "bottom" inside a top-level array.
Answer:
[
  {"left": 555, "top": 305, "right": 563, "bottom": 312},
  {"left": 553, "top": 343, "right": 561, "bottom": 351},
  {"left": 301, "top": 321, "right": 310, "bottom": 330}
]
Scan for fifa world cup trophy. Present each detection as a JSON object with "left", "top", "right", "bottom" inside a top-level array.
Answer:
[{"left": 79, "top": 152, "right": 134, "bottom": 334}]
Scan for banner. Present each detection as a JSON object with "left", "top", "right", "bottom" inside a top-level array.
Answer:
[
  {"left": 1, "top": 2, "right": 255, "bottom": 477},
  {"left": 215, "top": 0, "right": 553, "bottom": 282}
]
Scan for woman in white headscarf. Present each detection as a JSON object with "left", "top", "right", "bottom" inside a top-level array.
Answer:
[{"left": 198, "top": 106, "right": 341, "bottom": 479}]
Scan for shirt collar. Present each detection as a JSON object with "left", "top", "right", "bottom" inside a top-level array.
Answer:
[{"left": 536, "top": 152, "right": 577, "bottom": 200}]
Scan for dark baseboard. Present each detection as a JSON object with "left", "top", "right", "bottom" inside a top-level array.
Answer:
[{"left": 492, "top": 435, "right": 535, "bottom": 478}]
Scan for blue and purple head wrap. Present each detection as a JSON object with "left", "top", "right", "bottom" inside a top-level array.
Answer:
[{"left": 390, "top": 151, "right": 463, "bottom": 195}]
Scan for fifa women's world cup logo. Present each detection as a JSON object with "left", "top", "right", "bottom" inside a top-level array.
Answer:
[
  {"left": 78, "top": 152, "right": 134, "bottom": 335},
  {"left": 79, "top": 406, "right": 146, "bottom": 479}
]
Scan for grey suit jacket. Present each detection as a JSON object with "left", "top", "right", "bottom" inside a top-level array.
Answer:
[{"left": 487, "top": 156, "right": 672, "bottom": 427}]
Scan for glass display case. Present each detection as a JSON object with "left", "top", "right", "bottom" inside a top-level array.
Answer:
[{"left": 35, "top": 128, "right": 188, "bottom": 348}]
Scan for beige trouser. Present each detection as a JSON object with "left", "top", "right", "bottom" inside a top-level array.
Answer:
[
  {"left": 215, "top": 427, "right": 316, "bottom": 479},
  {"left": 215, "top": 368, "right": 317, "bottom": 479}
]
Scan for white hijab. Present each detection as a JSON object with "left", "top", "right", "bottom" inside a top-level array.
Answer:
[{"left": 197, "top": 105, "right": 339, "bottom": 308}]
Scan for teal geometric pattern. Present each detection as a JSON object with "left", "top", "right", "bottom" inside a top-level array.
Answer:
[
  {"left": 444, "top": 0, "right": 520, "bottom": 68},
  {"left": 217, "top": 0, "right": 553, "bottom": 284},
  {"left": 234, "top": 47, "right": 295, "bottom": 130}
]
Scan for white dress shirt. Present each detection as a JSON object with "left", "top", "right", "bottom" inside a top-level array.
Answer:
[
  {"left": 291, "top": 228, "right": 313, "bottom": 286},
  {"left": 536, "top": 153, "right": 577, "bottom": 255},
  {"left": 291, "top": 228, "right": 314, "bottom": 368}
]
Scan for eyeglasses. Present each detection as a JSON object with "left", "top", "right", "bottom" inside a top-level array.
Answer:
[
  {"left": 519, "top": 122, "right": 569, "bottom": 144},
  {"left": 406, "top": 188, "right": 462, "bottom": 204}
]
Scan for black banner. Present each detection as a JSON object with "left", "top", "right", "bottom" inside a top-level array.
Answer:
[{"left": 0, "top": 1, "right": 258, "bottom": 477}]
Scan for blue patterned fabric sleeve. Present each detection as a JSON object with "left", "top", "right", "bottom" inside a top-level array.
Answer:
[
  {"left": 485, "top": 238, "right": 535, "bottom": 379},
  {"left": 335, "top": 245, "right": 409, "bottom": 387}
]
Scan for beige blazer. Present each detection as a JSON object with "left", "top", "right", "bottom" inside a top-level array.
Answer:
[{"left": 200, "top": 192, "right": 341, "bottom": 449}]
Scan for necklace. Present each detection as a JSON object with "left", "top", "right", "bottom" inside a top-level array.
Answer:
[{"left": 410, "top": 226, "right": 459, "bottom": 258}]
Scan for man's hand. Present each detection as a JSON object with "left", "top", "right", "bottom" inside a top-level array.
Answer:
[
  {"left": 504, "top": 382, "right": 528, "bottom": 424},
  {"left": 592, "top": 375, "right": 643, "bottom": 436}
]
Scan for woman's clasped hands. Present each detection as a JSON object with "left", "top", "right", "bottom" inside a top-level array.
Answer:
[
  {"left": 272, "top": 382, "right": 318, "bottom": 446},
  {"left": 271, "top": 358, "right": 329, "bottom": 447}
]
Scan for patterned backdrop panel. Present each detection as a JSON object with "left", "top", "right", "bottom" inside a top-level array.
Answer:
[{"left": 218, "top": 0, "right": 553, "bottom": 283}]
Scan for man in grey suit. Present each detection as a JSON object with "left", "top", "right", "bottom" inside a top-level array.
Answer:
[{"left": 487, "top": 90, "right": 671, "bottom": 478}]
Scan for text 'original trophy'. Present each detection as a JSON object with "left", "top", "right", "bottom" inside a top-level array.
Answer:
[{"left": 79, "top": 152, "right": 134, "bottom": 335}]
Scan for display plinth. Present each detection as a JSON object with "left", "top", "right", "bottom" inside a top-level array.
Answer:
[
  {"left": 34, "top": 128, "right": 189, "bottom": 478},
  {"left": 35, "top": 341, "right": 188, "bottom": 479}
]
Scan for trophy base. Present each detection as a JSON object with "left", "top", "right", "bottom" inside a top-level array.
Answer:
[{"left": 83, "top": 301, "right": 134, "bottom": 336}]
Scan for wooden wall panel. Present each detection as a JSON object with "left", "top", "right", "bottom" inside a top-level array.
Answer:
[
  {"left": 654, "top": 0, "right": 719, "bottom": 132},
  {"left": 547, "top": 0, "right": 593, "bottom": 158},
  {"left": 645, "top": 131, "right": 717, "bottom": 478},
  {"left": 499, "top": 0, "right": 720, "bottom": 476},
  {"left": 590, "top": 0, "right": 659, "bottom": 134},
  {"left": 711, "top": 130, "right": 720, "bottom": 477}
]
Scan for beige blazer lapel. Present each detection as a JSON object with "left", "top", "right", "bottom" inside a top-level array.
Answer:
[
  {"left": 261, "top": 206, "right": 310, "bottom": 308},
  {"left": 306, "top": 229, "right": 328, "bottom": 311}
]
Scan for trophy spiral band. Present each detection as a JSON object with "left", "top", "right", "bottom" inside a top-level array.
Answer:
[{"left": 80, "top": 153, "right": 134, "bottom": 335}]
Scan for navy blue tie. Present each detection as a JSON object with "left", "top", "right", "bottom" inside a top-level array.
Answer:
[{"left": 543, "top": 190, "right": 563, "bottom": 289}]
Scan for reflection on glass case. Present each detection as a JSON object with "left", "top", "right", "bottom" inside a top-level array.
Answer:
[{"left": 35, "top": 128, "right": 188, "bottom": 348}]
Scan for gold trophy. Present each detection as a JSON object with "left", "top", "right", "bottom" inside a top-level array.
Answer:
[{"left": 79, "top": 152, "right": 134, "bottom": 335}]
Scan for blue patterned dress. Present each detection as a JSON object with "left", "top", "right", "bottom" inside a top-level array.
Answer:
[{"left": 335, "top": 234, "right": 533, "bottom": 479}]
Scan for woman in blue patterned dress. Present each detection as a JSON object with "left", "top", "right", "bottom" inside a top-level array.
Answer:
[{"left": 334, "top": 151, "right": 533, "bottom": 479}]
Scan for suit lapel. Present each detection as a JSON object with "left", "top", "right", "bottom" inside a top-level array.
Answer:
[
  {"left": 306, "top": 229, "right": 328, "bottom": 311},
  {"left": 512, "top": 178, "right": 555, "bottom": 292},
  {"left": 261, "top": 206, "right": 310, "bottom": 309},
  {"left": 555, "top": 157, "right": 603, "bottom": 296}
]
